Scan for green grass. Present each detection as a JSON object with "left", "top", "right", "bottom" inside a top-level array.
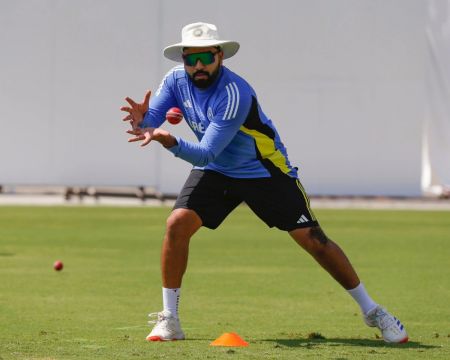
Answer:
[{"left": 0, "top": 205, "right": 449, "bottom": 359}]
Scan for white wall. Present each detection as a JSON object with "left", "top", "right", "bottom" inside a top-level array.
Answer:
[{"left": 0, "top": 0, "right": 426, "bottom": 195}]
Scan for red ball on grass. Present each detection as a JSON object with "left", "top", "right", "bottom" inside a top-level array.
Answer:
[{"left": 53, "top": 260, "right": 63, "bottom": 271}]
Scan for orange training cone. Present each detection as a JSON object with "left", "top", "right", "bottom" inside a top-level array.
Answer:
[{"left": 210, "top": 332, "right": 249, "bottom": 347}]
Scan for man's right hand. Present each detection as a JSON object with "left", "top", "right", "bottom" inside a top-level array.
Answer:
[{"left": 120, "top": 90, "right": 151, "bottom": 130}]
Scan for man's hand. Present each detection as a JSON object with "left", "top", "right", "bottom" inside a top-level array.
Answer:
[
  {"left": 120, "top": 90, "right": 151, "bottom": 129},
  {"left": 127, "top": 127, "right": 177, "bottom": 148}
]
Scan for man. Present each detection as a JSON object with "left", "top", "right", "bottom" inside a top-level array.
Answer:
[{"left": 121, "top": 22, "right": 408, "bottom": 343}]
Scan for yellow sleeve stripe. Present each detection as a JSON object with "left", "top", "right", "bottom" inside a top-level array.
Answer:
[{"left": 240, "top": 126, "right": 291, "bottom": 174}]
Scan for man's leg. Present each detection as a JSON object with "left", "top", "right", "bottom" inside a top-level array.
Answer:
[
  {"left": 161, "top": 208, "right": 202, "bottom": 288},
  {"left": 289, "top": 226, "right": 360, "bottom": 290},
  {"left": 147, "top": 170, "right": 241, "bottom": 341},
  {"left": 289, "top": 226, "right": 378, "bottom": 312},
  {"left": 289, "top": 226, "right": 408, "bottom": 343},
  {"left": 146, "top": 208, "right": 202, "bottom": 342}
]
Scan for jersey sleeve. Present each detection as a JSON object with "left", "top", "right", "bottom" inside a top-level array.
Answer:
[
  {"left": 167, "top": 82, "right": 252, "bottom": 166},
  {"left": 141, "top": 68, "right": 179, "bottom": 128}
]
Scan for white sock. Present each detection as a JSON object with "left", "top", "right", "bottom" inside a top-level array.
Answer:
[
  {"left": 162, "top": 287, "right": 181, "bottom": 318},
  {"left": 347, "top": 283, "right": 378, "bottom": 315}
]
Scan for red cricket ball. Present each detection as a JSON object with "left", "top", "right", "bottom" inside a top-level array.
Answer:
[
  {"left": 53, "top": 260, "right": 63, "bottom": 271},
  {"left": 166, "top": 107, "right": 183, "bottom": 125}
]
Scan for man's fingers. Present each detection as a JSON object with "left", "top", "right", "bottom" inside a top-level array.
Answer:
[
  {"left": 125, "top": 97, "right": 138, "bottom": 107},
  {"left": 122, "top": 114, "right": 132, "bottom": 121},
  {"left": 128, "top": 132, "right": 152, "bottom": 146},
  {"left": 141, "top": 135, "right": 152, "bottom": 147},
  {"left": 120, "top": 106, "right": 132, "bottom": 113},
  {"left": 126, "top": 129, "right": 141, "bottom": 135},
  {"left": 128, "top": 135, "right": 145, "bottom": 142},
  {"left": 126, "top": 127, "right": 153, "bottom": 145},
  {"left": 143, "top": 90, "right": 151, "bottom": 105}
]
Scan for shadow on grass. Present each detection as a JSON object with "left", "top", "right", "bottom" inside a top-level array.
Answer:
[
  {"left": 0, "top": 252, "right": 15, "bottom": 256},
  {"left": 263, "top": 338, "right": 439, "bottom": 349}
]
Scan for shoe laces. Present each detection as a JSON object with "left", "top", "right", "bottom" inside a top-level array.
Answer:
[
  {"left": 148, "top": 312, "right": 165, "bottom": 325},
  {"left": 370, "top": 308, "right": 395, "bottom": 330}
]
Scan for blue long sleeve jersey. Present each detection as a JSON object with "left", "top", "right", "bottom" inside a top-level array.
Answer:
[{"left": 142, "top": 65, "right": 298, "bottom": 179}]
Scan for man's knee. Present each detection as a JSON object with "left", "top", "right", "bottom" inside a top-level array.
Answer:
[{"left": 166, "top": 208, "right": 202, "bottom": 239}]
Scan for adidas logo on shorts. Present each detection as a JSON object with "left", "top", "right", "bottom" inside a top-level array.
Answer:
[{"left": 297, "top": 214, "right": 309, "bottom": 224}]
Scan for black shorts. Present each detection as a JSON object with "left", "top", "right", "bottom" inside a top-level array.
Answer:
[{"left": 174, "top": 169, "right": 319, "bottom": 231}]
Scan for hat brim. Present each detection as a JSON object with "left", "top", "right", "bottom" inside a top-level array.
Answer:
[{"left": 163, "top": 40, "right": 240, "bottom": 62}]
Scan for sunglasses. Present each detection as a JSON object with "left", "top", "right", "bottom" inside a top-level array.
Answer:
[{"left": 182, "top": 51, "right": 219, "bottom": 66}]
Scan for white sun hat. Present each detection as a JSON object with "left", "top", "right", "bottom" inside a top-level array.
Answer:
[{"left": 163, "top": 22, "right": 240, "bottom": 62}]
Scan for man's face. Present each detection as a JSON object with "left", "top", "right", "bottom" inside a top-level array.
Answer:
[{"left": 183, "top": 47, "right": 223, "bottom": 88}]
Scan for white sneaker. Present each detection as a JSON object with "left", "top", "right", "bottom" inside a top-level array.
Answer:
[
  {"left": 364, "top": 305, "right": 408, "bottom": 343},
  {"left": 146, "top": 310, "right": 185, "bottom": 341}
]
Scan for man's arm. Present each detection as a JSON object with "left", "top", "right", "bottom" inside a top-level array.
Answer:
[
  {"left": 126, "top": 79, "right": 252, "bottom": 167},
  {"left": 129, "top": 87, "right": 252, "bottom": 166},
  {"left": 127, "top": 115, "right": 243, "bottom": 164},
  {"left": 166, "top": 117, "right": 244, "bottom": 166}
]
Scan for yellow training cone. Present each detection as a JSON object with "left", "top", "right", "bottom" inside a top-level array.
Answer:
[{"left": 210, "top": 332, "right": 249, "bottom": 347}]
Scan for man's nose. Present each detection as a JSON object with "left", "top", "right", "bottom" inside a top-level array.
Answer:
[{"left": 194, "top": 60, "right": 205, "bottom": 69}]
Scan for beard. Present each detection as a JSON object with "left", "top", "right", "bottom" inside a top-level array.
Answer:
[{"left": 190, "top": 67, "right": 220, "bottom": 89}]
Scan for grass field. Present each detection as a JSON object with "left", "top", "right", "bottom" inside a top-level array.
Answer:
[{"left": 0, "top": 205, "right": 449, "bottom": 359}]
